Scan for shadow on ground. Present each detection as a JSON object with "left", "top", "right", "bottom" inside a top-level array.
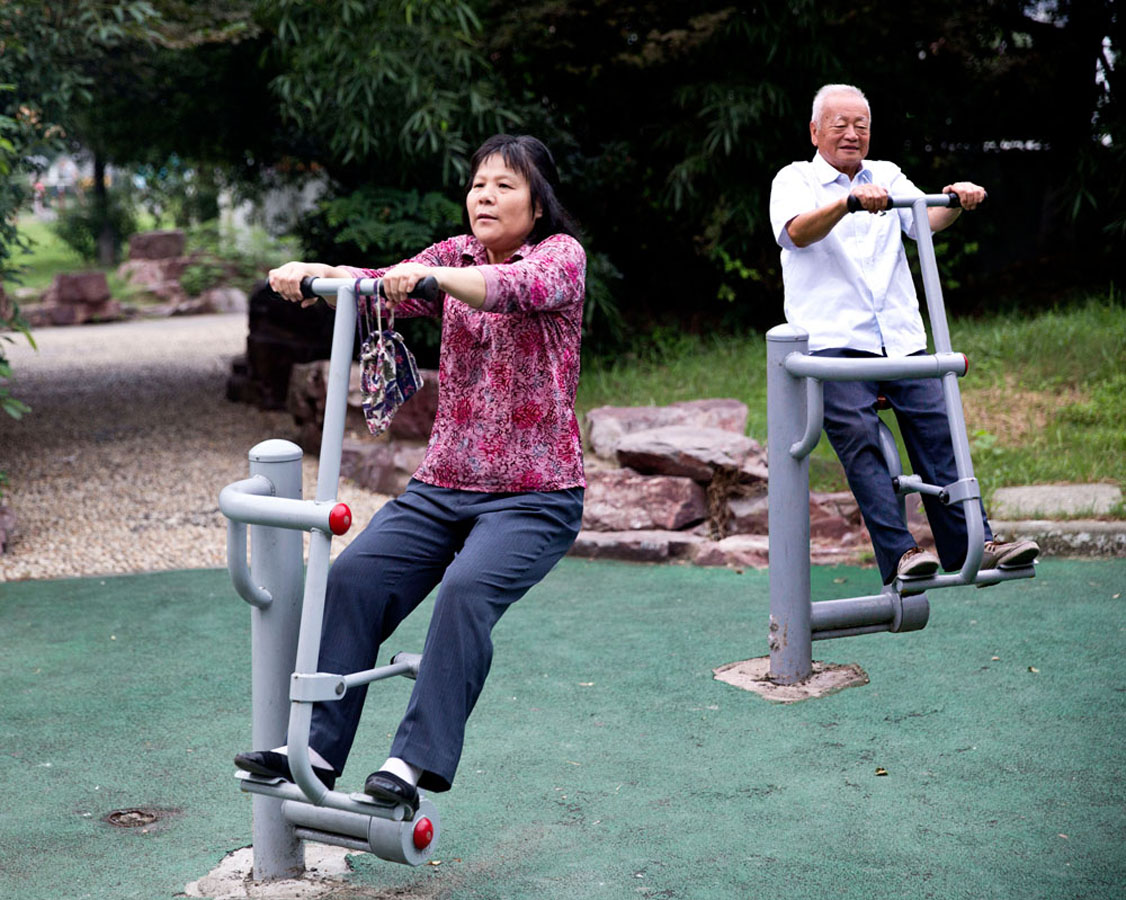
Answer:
[{"left": 1, "top": 559, "right": 1123, "bottom": 899}]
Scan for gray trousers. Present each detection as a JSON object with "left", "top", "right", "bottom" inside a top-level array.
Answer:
[
  {"left": 308, "top": 479, "right": 584, "bottom": 792},
  {"left": 816, "top": 348, "right": 993, "bottom": 583}
]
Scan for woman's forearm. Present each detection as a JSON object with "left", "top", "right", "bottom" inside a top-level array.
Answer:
[{"left": 432, "top": 266, "right": 487, "bottom": 309}]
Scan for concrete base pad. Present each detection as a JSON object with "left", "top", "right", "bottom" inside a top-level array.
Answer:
[
  {"left": 713, "top": 656, "right": 870, "bottom": 702},
  {"left": 184, "top": 844, "right": 367, "bottom": 899}
]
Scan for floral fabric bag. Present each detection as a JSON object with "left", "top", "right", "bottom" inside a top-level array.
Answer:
[{"left": 355, "top": 279, "right": 423, "bottom": 436}]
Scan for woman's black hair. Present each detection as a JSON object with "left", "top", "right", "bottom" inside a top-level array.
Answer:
[{"left": 465, "top": 134, "right": 580, "bottom": 243}]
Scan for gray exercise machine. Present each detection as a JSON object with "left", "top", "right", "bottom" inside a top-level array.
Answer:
[
  {"left": 219, "top": 276, "right": 441, "bottom": 880},
  {"left": 765, "top": 194, "right": 1036, "bottom": 685}
]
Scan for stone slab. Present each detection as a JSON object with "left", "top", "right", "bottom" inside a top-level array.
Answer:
[
  {"left": 991, "top": 484, "right": 1122, "bottom": 518},
  {"left": 991, "top": 519, "right": 1126, "bottom": 558}
]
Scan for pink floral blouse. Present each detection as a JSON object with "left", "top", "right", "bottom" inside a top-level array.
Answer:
[{"left": 347, "top": 232, "right": 586, "bottom": 493}]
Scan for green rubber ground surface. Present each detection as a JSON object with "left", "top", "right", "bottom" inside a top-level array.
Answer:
[{"left": 1, "top": 558, "right": 1123, "bottom": 899}]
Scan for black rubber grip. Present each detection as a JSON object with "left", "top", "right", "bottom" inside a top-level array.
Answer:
[
  {"left": 380, "top": 274, "right": 440, "bottom": 303},
  {"left": 847, "top": 193, "right": 893, "bottom": 213},
  {"left": 299, "top": 276, "right": 318, "bottom": 299},
  {"left": 946, "top": 191, "right": 962, "bottom": 209}
]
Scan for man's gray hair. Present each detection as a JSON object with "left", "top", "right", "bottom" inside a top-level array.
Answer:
[{"left": 811, "top": 84, "right": 870, "bottom": 125}]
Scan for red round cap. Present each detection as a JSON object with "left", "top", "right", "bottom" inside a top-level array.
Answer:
[
  {"left": 961, "top": 353, "right": 969, "bottom": 375},
  {"left": 413, "top": 817, "right": 434, "bottom": 850},
  {"left": 328, "top": 503, "right": 352, "bottom": 535}
]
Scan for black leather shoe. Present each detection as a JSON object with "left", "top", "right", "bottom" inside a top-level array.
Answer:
[
  {"left": 234, "top": 749, "right": 336, "bottom": 790},
  {"left": 364, "top": 770, "right": 419, "bottom": 812}
]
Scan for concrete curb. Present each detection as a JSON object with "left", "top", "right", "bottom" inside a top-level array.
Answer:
[{"left": 991, "top": 519, "right": 1126, "bottom": 558}]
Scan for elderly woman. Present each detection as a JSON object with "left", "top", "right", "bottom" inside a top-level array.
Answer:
[{"left": 235, "top": 134, "right": 586, "bottom": 810}]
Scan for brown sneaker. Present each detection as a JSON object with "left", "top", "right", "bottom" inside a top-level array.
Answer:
[
  {"left": 981, "top": 539, "right": 1040, "bottom": 569},
  {"left": 897, "top": 546, "right": 940, "bottom": 578}
]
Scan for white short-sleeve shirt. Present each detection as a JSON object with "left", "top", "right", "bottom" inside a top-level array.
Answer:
[{"left": 769, "top": 152, "right": 927, "bottom": 357}]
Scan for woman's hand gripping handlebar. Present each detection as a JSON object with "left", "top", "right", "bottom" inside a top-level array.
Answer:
[{"left": 296, "top": 274, "right": 442, "bottom": 309}]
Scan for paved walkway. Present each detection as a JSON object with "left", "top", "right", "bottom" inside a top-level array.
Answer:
[
  {"left": 2, "top": 558, "right": 1122, "bottom": 899},
  {"left": 0, "top": 314, "right": 392, "bottom": 581}
]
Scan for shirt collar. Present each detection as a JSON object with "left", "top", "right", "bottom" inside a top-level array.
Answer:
[
  {"left": 460, "top": 235, "right": 535, "bottom": 265},
  {"left": 811, "top": 151, "right": 872, "bottom": 186}
]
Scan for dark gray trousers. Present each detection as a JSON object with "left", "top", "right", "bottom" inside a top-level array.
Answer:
[
  {"left": 308, "top": 479, "right": 584, "bottom": 792},
  {"left": 816, "top": 348, "right": 993, "bottom": 583}
]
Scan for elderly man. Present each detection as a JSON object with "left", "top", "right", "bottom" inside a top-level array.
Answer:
[{"left": 769, "top": 83, "right": 1038, "bottom": 584}]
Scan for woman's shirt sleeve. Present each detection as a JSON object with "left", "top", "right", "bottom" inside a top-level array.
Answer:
[{"left": 475, "top": 234, "right": 586, "bottom": 314}]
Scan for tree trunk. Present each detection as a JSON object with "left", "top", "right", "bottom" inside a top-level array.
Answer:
[{"left": 93, "top": 153, "right": 116, "bottom": 266}]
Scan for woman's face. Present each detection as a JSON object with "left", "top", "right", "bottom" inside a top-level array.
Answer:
[{"left": 467, "top": 154, "right": 541, "bottom": 263}]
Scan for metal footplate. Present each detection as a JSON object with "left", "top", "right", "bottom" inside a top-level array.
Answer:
[
  {"left": 236, "top": 771, "right": 439, "bottom": 866},
  {"left": 893, "top": 562, "right": 1037, "bottom": 595}
]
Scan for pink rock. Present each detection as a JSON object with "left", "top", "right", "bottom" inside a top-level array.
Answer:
[
  {"left": 347, "top": 441, "right": 428, "bottom": 495},
  {"left": 727, "top": 491, "right": 770, "bottom": 534},
  {"left": 388, "top": 369, "right": 439, "bottom": 440},
  {"left": 43, "top": 271, "right": 110, "bottom": 306},
  {"left": 582, "top": 468, "right": 707, "bottom": 531},
  {"left": 288, "top": 361, "right": 438, "bottom": 452},
  {"left": 286, "top": 360, "right": 367, "bottom": 451},
  {"left": 0, "top": 502, "right": 16, "bottom": 554},
  {"left": 585, "top": 399, "right": 749, "bottom": 458},
  {"left": 811, "top": 539, "right": 869, "bottom": 566},
  {"left": 40, "top": 272, "right": 120, "bottom": 325},
  {"left": 128, "top": 230, "right": 186, "bottom": 260},
  {"left": 616, "top": 426, "right": 767, "bottom": 483},
  {"left": 694, "top": 534, "right": 771, "bottom": 569}
]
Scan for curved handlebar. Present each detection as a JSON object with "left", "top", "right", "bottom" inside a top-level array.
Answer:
[
  {"left": 298, "top": 274, "right": 441, "bottom": 303},
  {"left": 846, "top": 191, "right": 983, "bottom": 213}
]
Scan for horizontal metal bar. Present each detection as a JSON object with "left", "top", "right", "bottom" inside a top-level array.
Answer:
[
  {"left": 292, "top": 827, "right": 370, "bottom": 853},
  {"left": 894, "top": 474, "right": 945, "bottom": 498},
  {"left": 284, "top": 800, "right": 371, "bottom": 839},
  {"left": 812, "top": 624, "right": 890, "bottom": 641},
  {"left": 784, "top": 351, "right": 967, "bottom": 382},
  {"left": 305, "top": 277, "right": 381, "bottom": 297},
  {"left": 811, "top": 593, "right": 895, "bottom": 633},
  {"left": 390, "top": 652, "right": 422, "bottom": 678},
  {"left": 219, "top": 482, "right": 339, "bottom": 534},
  {"left": 342, "top": 659, "right": 419, "bottom": 690}
]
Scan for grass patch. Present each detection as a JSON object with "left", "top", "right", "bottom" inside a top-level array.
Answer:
[
  {"left": 11, "top": 213, "right": 165, "bottom": 301},
  {"left": 577, "top": 290, "right": 1125, "bottom": 511},
  {"left": 10, "top": 216, "right": 89, "bottom": 292}
]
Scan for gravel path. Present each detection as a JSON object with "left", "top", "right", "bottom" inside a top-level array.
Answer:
[{"left": 0, "top": 313, "right": 390, "bottom": 582}]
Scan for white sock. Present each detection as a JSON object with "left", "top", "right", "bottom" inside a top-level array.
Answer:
[
  {"left": 380, "top": 756, "right": 421, "bottom": 786},
  {"left": 270, "top": 744, "right": 333, "bottom": 771}
]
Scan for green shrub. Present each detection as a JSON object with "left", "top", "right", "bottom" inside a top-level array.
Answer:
[
  {"left": 182, "top": 220, "right": 301, "bottom": 295},
  {"left": 51, "top": 187, "right": 138, "bottom": 263},
  {"left": 178, "top": 259, "right": 226, "bottom": 296}
]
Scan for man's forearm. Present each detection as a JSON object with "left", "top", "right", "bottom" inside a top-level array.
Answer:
[
  {"left": 785, "top": 196, "right": 850, "bottom": 247},
  {"left": 927, "top": 206, "right": 962, "bottom": 233}
]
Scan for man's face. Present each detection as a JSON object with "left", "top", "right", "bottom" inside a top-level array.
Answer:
[{"left": 810, "top": 93, "right": 871, "bottom": 176}]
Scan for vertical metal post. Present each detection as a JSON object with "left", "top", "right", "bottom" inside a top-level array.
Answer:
[
  {"left": 247, "top": 439, "right": 305, "bottom": 880},
  {"left": 767, "top": 324, "right": 813, "bottom": 684},
  {"left": 286, "top": 283, "right": 358, "bottom": 803},
  {"left": 911, "top": 199, "right": 985, "bottom": 577}
]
